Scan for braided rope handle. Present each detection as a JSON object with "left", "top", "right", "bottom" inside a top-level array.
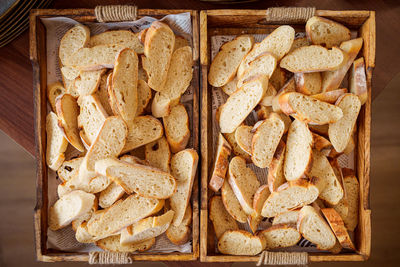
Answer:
[
  {"left": 89, "top": 251, "right": 132, "bottom": 264},
  {"left": 257, "top": 251, "right": 309, "bottom": 266},
  {"left": 264, "top": 7, "right": 316, "bottom": 24},
  {"left": 95, "top": 5, "right": 138, "bottom": 22}
]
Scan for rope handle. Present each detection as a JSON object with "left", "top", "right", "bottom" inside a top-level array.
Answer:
[
  {"left": 257, "top": 251, "right": 309, "bottom": 266},
  {"left": 95, "top": 5, "right": 138, "bottom": 22},
  {"left": 89, "top": 251, "right": 132, "bottom": 264},
  {"left": 264, "top": 7, "right": 316, "bottom": 24}
]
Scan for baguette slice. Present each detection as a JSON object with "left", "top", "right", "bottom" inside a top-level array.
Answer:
[
  {"left": 218, "top": 230, "right": 266, "bottom": 256},
  {"left": 311, "top": 88, "right": 348, "bottom": 104},
  {"left": 306, "top": 16, "right": 351, "bottom": 48},
  {"left": 284, "top": 119, "right": 313, "bottom": 181},
  {"left": 120, "top": 210, "right": 174, "bottom": 245},
  {"left": 136, "top": 80, "right": 152, "bottom": 116},
  {"left": 75, "top": 221, "right": 100, "bottom": 243},
  {"left": 62, "top": 75, "right": 80, "bottom": 98},
  {"left": 122, "top": 115, "right": 164, "bottom": 154},
  {"left": 57, "top": 174, "right": 111, "bottom": 197},
  {"left": 280, "top": 46, "right": 345, "bottom": 73},
  {"left": 96, "top": 235, "right": 155, "bottom": 252},
  {"left": 261, "top": 179, "right": 319, "bottom": 218},
  {"left": 259, "top": 83, "right": 278, "bottom": 107},
  {"left": 267, "top": 140, "right": 286, "bottom": 192},
  {"left": 258, "top": 224, "right": 301, "bottom": 249},
  {"left": 341, "top": 174, "right": 359, "bottom": 231},
  {"left": 57, "top": 157, "right": 83, "bottom": 182},
  {"left": 269, "top": 67, "right": 288, "bottom": 91},
  {"left": 312, "top": 132, "right": 333, "bottom": 152},
  {"left": 234, "top": 125, "right": 253, "bottom": 155},
  {"left": 221, "top": 77, "right": 238, "bottom": 96},
  {"left": 209, "top": 133, "right": 232, "bottom": 192},
  {"left": 89, "top": 30, "right": 144, "bottom": 54},
  {"left": 75, "top": 69, "right": 106, "bottom": 96},
  {"left": 221, "top": 180, "right": 247, "bottom": 223},
  {"left": 228, "top": 156, "right": 260, "bottom": 215},
  {"left": 49, "top": 190, "right": 95, "bottom": 231},
  {"left": 46, "top": 112, "right": 68, "bottom": 171},
  {"left": 47, "top": 82, "right": 66, "bottom": 112},
  {"left": 95, "top": 158, "right": 176, "bottom": 199},
  {"left": 251, "top": 115, "right": 285, "bottom": 168},
  {"left": 99, "top": 181, "right": 125, "bottom": 209},
  {"left": 56, "top": 94, "right": 84, "bottom": 152},
  {"left": 289, "top": 36, "right": 310, "bottom": 53},
  {"left": 329, "top": 93, "right": 361, "bottom": 153},
  {"left": 174, "top": 35, "right": 189, "bottom": 51},
  {"left": 219, "top": 75, "right": 268, "bottom": 133},
  {"left": 238, "top": 26, "right": 295, "bottom": 77},
  {"left": 59, "top": 24, "right": 90, "bottom": 66},
  {"left": 209, "top": 35, "right": 254, "bottom": 87},
  {"left": 248, "top": 184, "right": 270, "bottom": 233},
  {"left": 309, "top": 124, "right": 329, "bottom": 137},
  {"left": 163, "top": 104, "right": 190, "bottom": 153},
  {"left": 209, "top": 196, "right": 239, "bottom": 238},
  {"left": 95, "top": 73, "right": 113, "bottom": 115},
  {"left": 279, "top": 92, "right": 343, "bottom": 124},
  {"left": 272, "top": 77, "right": 295, "bottom": 113},
  {"left": 321, "top": 38, "right": 363, "bottom": 92},
  {"left": 321, "top": 208, "right": 355, "bottom": 250},
  {"left": 166, "top": 204, "right": 192, "bottom": 245},
  {"left": 170, "top": 149, "right": 199, "bottom": 226},
  {"left": 272, "top": 210, "right": 299, "bottom": 225},
  {"left": 237, "top": 52, "right": 277, "bottom": 88},
  {"left": 61, "top": 66, "right": 80, "bottom": 81},
  {"left": 145, "top": 137, "right": 171, "bottom": 173},
  {"left": 297, "top": 205, "right": 336, "bottom": 250},
  {"left": 223, "top": 132, "right": 251, "bottom": 162},
  {"left": 294, "top": 72, "right": 322, "bottom": 95},
  {"left": 349, "top": 57, "right": 368, "bottom": 105},
  {"left": 143, "top": 21, "right": 175, "bottom": 91}
]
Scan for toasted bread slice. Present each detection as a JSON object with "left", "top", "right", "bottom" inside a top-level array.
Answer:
[
  {"left": 96, "top": 235, "right": 155, "bottom": 252},
  {"left": 294, "top": 72, "right": 322, "bottom": 95},
  {"left": 75, "top": 221, "right": 100, "bottom": 243},
  {"left": 47, "top": 82, "right": 66, "bottom": 112},
  {"left": 280, "top": 46, "right": 345, "bottom": 73},
  {"left": 46, "top": 112, "right": 68, "bottom": 171},
  {"left": 234, "top": 125, "right": 253, "bottom": 155},
  {"left": 238, "top": 26, "right": 295, "bottom": 77},
  {"left": 209, "top": 35, "right": 254, "bottom": 87},
  {"left": 248, "top": 185, "right": 270, "bottom": 233},
  {"left": 143, "top": 21, "right": 175, "bottom": 91},
  {"left": 279, "top": 92, "right": 343, "bottom": 124},
  {"left": 272, "top": 210, "right": 299, "bottom": 225},
  {"left": 89, "top": 30, "right": 144, "bottom": 54},
  {"left": 223, "top": 132, "right": 251, "bottom": 162},
  {"left": 312, "top": 132, "right": 332, "bottom": 152},
  {"left": 259, "top": 83, "right": 278, "bottom": 107},
  {"left": 258, "top": 224, "right": 301, "bottom": 249},
  {"left": 272, "top": 77, "right": 295, "bottom": 113},
  {"left": 221, "top": 180, "right": 247, "bottom": 223},
  {"left": 311, "top": 88, "right": 348, "bottom": 104},
  {"left": 329, "top": 93, "right": 361, "bottom": 153},
  {"left": 174, "top": 35, "right": 189, "bottom": 51},
  {"left": 170, "top": 149, "right": 198, "bottom": 226},
  {"left": 219, "top": 75, "right": 268, "bottom": 133},
  {"left": 75, "top": 69, "right": 106, "bottom": 96},
  {"left": 321, "top": 38, "right": 363, "bottom": 92},
  {"left": 58, "top": 173, "right": 111, "bottom": 197},
  {"left": 163, "top": 104, "right": 190, "bottom": 153},
  {"left": 321, "top": 208, "right": 355, "bottom": 250},
  {"left": 218, "top": 230, "right": 266, "bottom": 256},
  {"left": 306, "top": 16, "right": 351, "bottom": 48},
  {"left": 61, "top": 66, "right": 80, "bottom": 81},
  {"left": 289, "top": 36, "right": 310, "bottom": 53},
  {"left": 209, "top": 133, "right": 232, "bottom": 192},
  {"left": 221, "top": 77, "right": 238, "bottom": 96},
  {"left": 136, "top": 80, "right": 152, "bottom": 116},
  {"left": 145, "top": 137, "right": 171, "bottom": 173},
  {"left": 95, "top": 73, "right": 113, "bottom": 115},
  {"left": 284, "top": 119, "right": 313, "bottom": 181},
  {"left": 209, "top": 196, "right": 239, "bottom": 238},
  {"left": 228, "top": 156, "right": 260, "bottom": 215},
  {"left": 59, "top": 24, "right": 90, "bottom": 66},
  {"left": 237, "top": 53, "right": 277, "bottom": 88},
  {"left": 297, "top": 205, "right": 336, "bottom": 250},
  {"left": 349, "top": 57, "right": 368, "bottom": 105},
  {"left": 166, "top": 204, "right": 192, "bottom": 245},
  {"left": 57, "top": 157, "right": 83, "bottom": 182},
  {"left": 99, "top": 181, "right": 125, "bottom": 209},
  {"left": 267, "top": 140, "right": 286, "bottom": 192},
  {"left": 341, "top": 174, "right": 359, "bottom": 231}
]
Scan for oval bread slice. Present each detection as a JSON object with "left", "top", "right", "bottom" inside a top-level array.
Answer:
[
  {"left": 89, "top": 30, "right": 144, "bottom": 54},
  {"left": 166, "top": 204, "right": 192, "bottom": 245},
  {"left": 234, "top": 125, "right": 253, "bottom": 155},
  {"left": 349, "top": 57, "right": 368, "bottom": 105},
  {"left": 272, "top": 210, "right": 299, "bottom": 225},
  {"left": 311, "top": 88, "right": 348, "bottom": 104},
  {"left": 305, "top": 16, "right": 351, "bottom": 48},
  {"left": 209, "top": 196, "right": 239, "bottom": 239},
  {"left": 46, "top": 112, "right": 68, "bottom": 171},
  {"left": 267, "top": 140, "right": 286, "bottom": 193},
  {"left": 145, "top": 137, "right": 171, "bottom": 173},
  {"left": 59, "top": 24, "right": 90, "bottom": 66},
  {"left": 341, "top": 173, "right": 359, "bottom": 231},
  {"left": 237, "top": 52, "right": 277, "bottom": 88},
  {"left": 248, "top": 184, "right": 270, "bottom": 233},
  {"left": 96, "top": 235, "right": 155, "bottom": 252},
  {"left": 218, "top": 230, "right": 266, "bottom": 256},
  {"left": 321, "top": 208, "right": 355, "bottom": 250},
  {"left": 221, "top": 180, "right": 247, "bottom": 223},
  {"left": 47, "top": 82, "right": 66, "bottom": 112},
  {"left": 163, "top": 104, "right": 190, "bottom": 153},
  {"left": 209, "top": 133, "right": 232, "bottom": 192},
  {"left": 294, "top": 72, "right": 322, "bottom": 95},
  {"left": 258, "top": 224, "right": 301, "bottom": 249}
]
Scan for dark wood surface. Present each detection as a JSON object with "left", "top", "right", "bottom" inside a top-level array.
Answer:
[{"left": 0, "top": 0, "right": 399, "bottom": 155}]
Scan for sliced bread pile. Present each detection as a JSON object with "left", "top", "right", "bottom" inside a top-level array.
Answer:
[
  {"left": 208, "top": 16, "right": 365, "bottom": 256},
  {"left": 46, "top": 21, "right": 197, "bottom": 252}
]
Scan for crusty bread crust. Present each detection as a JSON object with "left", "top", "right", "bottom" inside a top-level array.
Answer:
[
  {"left": 306, "top": 16, "right": 351, "bottom": 48},
  {"left": 267, "top": 140, "right": 286, "bottom": 192},
  {"left": 312, "top": 132, "right": 333, "bottom": 152},
  {"left": 218, "top": 230, "right": 266, "bottom": 256},
  {"left": 311, "top": 88, "right": 348, "bottom": 104},
  {"left": 321, "top": 208, "right": 355, "bottom": 250},
  {"left": 209, "top": 134, "right": 232, "bottom": 192}
]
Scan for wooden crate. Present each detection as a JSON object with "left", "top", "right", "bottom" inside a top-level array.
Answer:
[
  {"left": 200, "top": 8, "right": 374, "bottom": 263},
  {"left": 30, "top": 7, "right": 200, "bottom": 262}
]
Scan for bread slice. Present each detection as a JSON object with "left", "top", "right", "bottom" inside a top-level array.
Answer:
[
  {"left": 234, "top": 125, "right": 253, "bottom": 155},
  {"left": 349, "top": 57, "right": 368, "bottom": 105},
  {"left": 75, "top": 221, "right": 99, "bottom": 243},
  {"left": 166, "top": 204, "right": 192, "bottom": 245},
  {"left": 145, "top": 136, "right": 171, "bottom": 173},
  {"left": 59, "top": 24, "right": 90, "bottom": 66},
  {"left": 163, "top": 104, "right": 190, "bottom": 153},
  {"left": 259, "top": 83, "right": 278, "bottom": 107},
  {"left": 170, "top": 149, "right": 198, "bottom": 226},
  {"left": 272, "top": 210, "right": 299, "bottom": 225},
  {"left": 269, "top": 67, "right": 288, "bottom": 91},
  {"left": 96, "top": 235, "right": 155, "bottom": 252},
  {"left": 223, "top": 132, "right": 251, "bottom": 162},
  {"left": 143, "top": 21, "right": 175, "bottom": 91},
  {"left": 65, "top": 44, "right": 125, "bottom": 71},
  {"left": 237, "top": 53, "right": 277, "bottom": 89},
  {"left": 261, "top": 179, "right": 319, "bottom": 217},
  {"left": 221, "top": 180, "right": 247, "bottom": 223},
  {"left": 75, "top": 69, "right": 106, "bottom": 96},
  {"left": 321, "top": 38, "right": 363, "bottom": 92},
  {"left": 341, "top": 174, "right": 359, "bottom": 231},
  {"left": 306, "top": 16, "right": 351, "bottom": 48},
  {"left": 221, "top": 77, "right": 238, "bottom": 96},
  {"left": 289, "top": 36, "right": 310, "bottom": 53},
  {"left": 284, "top": 119, "right": 313, "bottom": 181},
  {"left": 312, "top": 133, "right": 332, "bottom": 152},
  {"left": 219, "top": 75, "right": 268, "bottom": 133},
  {"left": 49, "top": 190, "right": 95, "bottom": 231},
  {"left": 238, "top": 26, "right": 295, "bottom": 77},
  {"left": 251, "top": 114, "right": 285, "bottom": 168},
  {"left": 321, "top": 208, "right": 355, "bottom": 250},
  {"left": 228, "top": 156, "right": 260, "bottom": 215},
  {"left": 209, "top": 35, "right": 254, "bottom": 87},
  {"left": 209, "top": 133, "right": 232, "bottom": 192},
  {"left": 120, "top": 210, "right": 174, "bottom": 245},
  {"left": 297, "top": 205, "right": 336, "bottom": 250},
  {"left": 47, "top": 82, "right": 66, "bottom": 112},
  {"left": 258, "top": 224, "right": 301, "bottom": 249},
  {"left": 294, "top": 72, "right": 322, "bottom": 95},
  {"left": 95, "top": 73, "right": 113, "bottom": 115},
  {"left": 71, "top": 197, "right": 99, "bottom": 232},
  {"left": 267, "top": 140, "right": 286, "bottom": 192},
  {"left": 89, "top": 30, "right": 144, "bottom": 54},
  {"left": 57, "top": 157, "right": 83, "bottom": 182},
  {"left": 280, "top": 46, "right": 345, "bottom": 73},
  {"left": 151, "top": 92, "right": 171, "bottom": 118},
  {"left": 311, "top": 88, "right": 348, "bottom": 104},
  {"left": 209, "top": 196, "right": 239, "bottom": 238},
  {"left": 95, "top": 158, "right": 176, "bottom": 199},
  {"left": 309, "top": 124, "right": 329, "bottom": 137},
  {"left": 61, "top": 66, "right": 80, "bottom": 81},
  {"left": 279, "top": 92, "right": 343, "bottom": 124},
  {"left": 218, "top": 230, "right": 266, "bottom": 256},
  {"left": 106, "top": 72, "right": 121, "bottom": 116},
  {"left": 58, "top": 173, "right": 111, "bottom": 197},
  {"left": 136, "top": 80, "right": 152, "bottom": 116},
  {"left": 46, "top": 112, "right": 68, "bottom": 171},
  {"left": 329, "top": 93, "right": 361, "bottom": 153},
  {"left": 272, "top": 77, "right": 295, "bottom": 113},
  {"left": 174, "top": 35, "right": 189, "bottom": 51},
  {"left": 248, "top": 184, "right": 270, "bottom": 233},
  {"left": 56, "top": 94, "right": 85, "bottom": 152},
  {"left": 122, "top": 115, "right": 164, "bottom": 154},
  {"left": 62, "top": 75, "right": 80, "bottom": 97},
  {"left": 99, "top": 181, "right": 125, "bottom": 209}
]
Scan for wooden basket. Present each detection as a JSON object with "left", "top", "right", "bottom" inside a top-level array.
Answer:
[
  {"left": 200, "top": 8, "right": 375, "bottom": 264},
  {"left": 29, "top": 6, "right": 200, "bottom": 263}
]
